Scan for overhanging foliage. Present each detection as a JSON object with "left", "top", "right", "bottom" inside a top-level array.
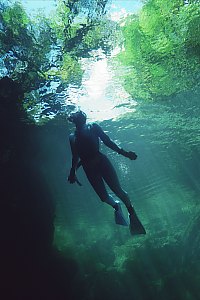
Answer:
[{"left": 119, "top": 0, "right": 200, "bottom": 101}]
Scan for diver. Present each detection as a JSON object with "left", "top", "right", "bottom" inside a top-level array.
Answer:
[{"left": 67, "top": 110, "right": 146, "bottom": 235}]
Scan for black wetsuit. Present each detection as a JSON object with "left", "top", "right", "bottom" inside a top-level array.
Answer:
[
  {"left": 69, "top": 123, "right": 128, "bottom": 203},
  {"left": 69, "top": 121, "right": 147, "bottom": 235}
]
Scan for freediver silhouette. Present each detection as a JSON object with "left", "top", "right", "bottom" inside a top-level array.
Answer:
[{"left": 67, "top": 110, "right": 146, "bottom": 235}]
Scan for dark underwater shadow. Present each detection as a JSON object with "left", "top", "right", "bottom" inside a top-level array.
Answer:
[{"left": 0, "top": 77, "right": 82, "bottom": 300}]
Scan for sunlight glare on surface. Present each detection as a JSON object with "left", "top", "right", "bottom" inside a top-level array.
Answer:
[{"left": 66, "top": 51, "right": 136, "bottom": 122}]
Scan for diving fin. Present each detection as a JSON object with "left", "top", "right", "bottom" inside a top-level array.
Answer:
[
  {"left": 129, "top": 214, "right": 146, "bottom": 235},
  {"left": 114, "top": 202, "right": 129, "bottom": 226}
]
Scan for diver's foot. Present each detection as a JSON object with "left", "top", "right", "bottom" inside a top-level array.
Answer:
[
  {"left": 114, "top": 202, "right": 129, "bottom": 226},
  {"left": 129, "top": 214, "right": 146, "bottom": 235}
]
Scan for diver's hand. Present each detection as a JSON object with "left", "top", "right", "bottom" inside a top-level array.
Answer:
[
  {"left": 68, "top": 169, "right": 82, "bottom": 186},
  {"left": 68, "top": 174, "right": 82, "bottom": 186},
  {"left": 118, "top": 149, "right": 137, "bottom": 160},
  {"left": 126, "top": 151, "right": 137, "bottom": 160},
  {"left": 68, "top": 174, "right": 76, "bottom": 184},
  {"left": 68, "top": 168, "right": 76, "bottom": 184}
]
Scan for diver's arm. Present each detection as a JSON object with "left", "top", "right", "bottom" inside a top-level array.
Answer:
[
  {"left": 68, "top": 134, "right": 79, "bottom": 183},
  {"left": 93, "top": 124, "right": 137, "bottom": 160},
  {"left": 95, "top": 125, "right": 121, "bottom": 153}
]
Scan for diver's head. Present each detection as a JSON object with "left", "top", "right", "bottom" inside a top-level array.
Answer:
[{"left": 68, "top": 110, "right": 87, "bottom": 126}]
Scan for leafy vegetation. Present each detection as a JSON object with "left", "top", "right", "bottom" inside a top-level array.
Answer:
[
  {"left": 0, "top": 0, "right": 115, "bottom": 121},
  {"left": 119, "top": 0, "right": 200, "bottom": 101},
  {"left": 2, "top": 0, "right": 200, "bottom": 115},
  {"left": 0, "top": 1, "right": 53, "bottom": 91}
]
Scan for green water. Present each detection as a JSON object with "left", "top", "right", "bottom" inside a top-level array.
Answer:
[
  {"left": 1, "top": 1, "right": 200, "bottom": 300},
  {"left": 52, "top": 92, "right": 199, "bottom": 300}
]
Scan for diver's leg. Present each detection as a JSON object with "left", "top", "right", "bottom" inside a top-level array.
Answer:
[
  {"left": 83, "top": 166, "right": 118, "bottom": 208},
  {"left": 101, "top": 156, "right": 146, "bottom": 234},
  {"left": 83, "top": 165, "right": 128, "bottom": 225},
  {"left": 100, "top": 155, "right": 132, "bottom": 209}
]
